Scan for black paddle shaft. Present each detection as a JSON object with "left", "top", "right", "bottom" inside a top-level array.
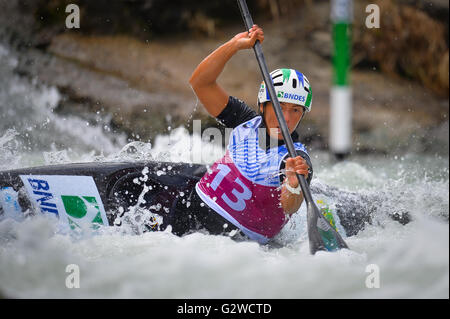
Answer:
[
  {"left": 237, "top": 0, "right": 312, "bottom": 203},
  {"left": 237, "top": 0, "right": 348, "bottom": 253}
]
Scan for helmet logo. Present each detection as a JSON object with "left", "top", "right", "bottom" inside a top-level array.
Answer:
[
  {"left": 258, "top": 69, "right": 312, "bottom": 112},
  {"left": 284, "top": 93, "right": 306, "bottom": 103},
  {"left": 282, "top": 69, "right": 291, "bottom": 83}
]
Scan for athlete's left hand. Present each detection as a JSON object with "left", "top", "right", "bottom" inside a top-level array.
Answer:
[{"left": 285, "top": 156, "right": 309, "bottom": 188}]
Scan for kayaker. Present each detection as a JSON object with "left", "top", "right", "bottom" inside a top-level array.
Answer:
[
  {"left": 0, "top": 25, "right": 317, "bottom": 244},
  {"left": 183, "top": 24, "right": 314, "bottom": 243}
]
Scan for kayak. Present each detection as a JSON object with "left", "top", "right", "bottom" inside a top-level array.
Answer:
[
  {"left": 0, "top": 161, "right": 204, "bottom": 229},
  {"left": 0, "top": 161, "right": 410, "bottom": 236}
]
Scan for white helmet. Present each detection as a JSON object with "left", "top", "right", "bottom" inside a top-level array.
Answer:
[{"left": 257, "top": 68, "right": 312, "bottom": 112}]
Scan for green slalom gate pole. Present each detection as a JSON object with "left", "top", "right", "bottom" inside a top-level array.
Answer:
[{"left": 330, "top": 0, "right": 353, "bottom": 160}]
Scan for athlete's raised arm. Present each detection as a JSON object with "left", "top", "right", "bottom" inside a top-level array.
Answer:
[{"left": 189, "top": 25, "right": 264, "bottom": 117}]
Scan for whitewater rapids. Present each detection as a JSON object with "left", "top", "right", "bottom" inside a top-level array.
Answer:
[{"left": 0, "top": 43, "right": 448, "bottom": 298}]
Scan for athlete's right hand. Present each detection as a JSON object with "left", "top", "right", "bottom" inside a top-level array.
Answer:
[
  {"left": 233, "top": 24, "right": 264, "bottom": 50},
  {"left": 285, "top": 156, "right": 309, "bottom": 189}
]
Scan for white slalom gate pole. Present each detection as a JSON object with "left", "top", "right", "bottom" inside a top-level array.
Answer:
[{"left": 330, "top": 0, "right": 353, "bottom": 160}]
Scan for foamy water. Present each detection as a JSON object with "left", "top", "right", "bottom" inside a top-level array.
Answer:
[{"left": 0, "top": 42, "right": 448, "bottom": 299}]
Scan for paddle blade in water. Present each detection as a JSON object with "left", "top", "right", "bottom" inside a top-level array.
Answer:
[{"left": 307, "top": 202, "right": 348, "bottom": 254}]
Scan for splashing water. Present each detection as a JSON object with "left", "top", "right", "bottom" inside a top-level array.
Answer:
[
  {"left": 0, "top": 42, "right": 448, "bottom": 299},
  {"left": 0, "top": 43, "right": 127, "bottom": 169}
]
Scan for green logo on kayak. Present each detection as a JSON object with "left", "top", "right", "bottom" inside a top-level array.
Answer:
[
  {"left": 277, "top": 91, "right": 284, "bottom": 98},
  {"left": 61, "top": 195, "right": 103, "bottom": 230}
]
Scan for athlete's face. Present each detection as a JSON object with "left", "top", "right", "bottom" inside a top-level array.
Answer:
[{"left": 260, "top": 102, "right": 304, "bottom": 140}]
